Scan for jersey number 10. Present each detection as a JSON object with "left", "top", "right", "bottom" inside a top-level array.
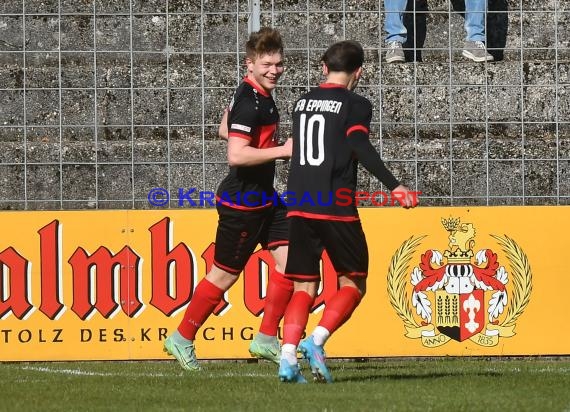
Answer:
[{"left": 299, "top": 113, "right": 325, "bottom": 166}]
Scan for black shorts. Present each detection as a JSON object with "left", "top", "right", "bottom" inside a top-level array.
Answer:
[
  {"left": 284, "top": 216, "right": 369, "bottom": 282},
  {"left": 213, "top": 201, "right": 288, "bottom": 275}
]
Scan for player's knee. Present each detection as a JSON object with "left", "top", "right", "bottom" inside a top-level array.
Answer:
[
  {"left": 339, "top": 275, "right": 366, "bottom": 298},
  {"left": 206, "top": 267, "right": 240, "bottom": 291}
]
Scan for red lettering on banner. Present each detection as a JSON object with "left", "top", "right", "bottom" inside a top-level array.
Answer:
[
  {"left": 149, "top": 218, "right": 196, "bottom": 316},
  {"left": 242, "top": 249, "right": 338, "bottom": 316},
  {"left": 311, "top": 250, "right": 338, "bottom": 310},
  {"left": 242, "top": 249, "right": 275, "bottom": 316},
  {"left": 68, "top": 246, "right": 142, "bottom": 320},
  {"left": 0, "top": 247, "right": 33, "bottom": 319},
  {"left": 1, "top": 217, "right": 342, "bottom": 322},
  {"left": 201, "top": 242, "right": 230, "bottom": 315},
  {"left": 38, "top": 220, "right": 64, "bottom": 320}
]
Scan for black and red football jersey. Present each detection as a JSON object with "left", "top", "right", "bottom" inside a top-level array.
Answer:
[
  {"left": 216, "top": 77, "right": 280, "bottom": 209},
  {"left": 286, "top": 83, "right": 376, "bottom": 220}
]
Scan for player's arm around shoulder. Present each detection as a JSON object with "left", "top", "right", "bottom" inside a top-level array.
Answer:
[
  {"left": 227, "top": 136, "right": 292, "bottom": 167},
  {"left": 224, "top": 91, "right": 291, "bottom": 166}
]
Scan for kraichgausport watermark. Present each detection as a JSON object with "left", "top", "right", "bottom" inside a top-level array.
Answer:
[{"left": 147, "top": 187, "right": 421, "bottom": 208}]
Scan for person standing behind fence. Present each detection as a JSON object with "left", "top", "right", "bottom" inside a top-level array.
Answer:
[
  {"left": 163, "top": 27, "right": 294, "bottom": 371},
  {"left": 277, "top": 40, "right": 418, "bottom": 384},
  {"left": 384, "top": 0, "right": 494, "bottom": 63}
]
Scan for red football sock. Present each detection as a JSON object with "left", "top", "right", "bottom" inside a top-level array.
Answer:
[
  {"left": 318, "top": 286, "right": 362, "bottom": 334},
  {"left": 283, "top": 291, "right": 314, "bottom": 346},
  {"left": 177, "top": 278, "right": 224, "bottom": 340},
  {"left": 259, "top": 270, "right": 294, "bottom": 336}
]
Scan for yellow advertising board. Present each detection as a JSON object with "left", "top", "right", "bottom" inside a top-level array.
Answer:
[{"left": 0, "top": 206, "right": 568, "bottom": 361}]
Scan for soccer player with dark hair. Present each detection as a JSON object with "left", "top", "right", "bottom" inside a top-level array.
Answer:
[
  {"left": 164, "top": 27, "right": 293, "bottom": 370},
  {"left": 278, "top": 40, "right": 418, "bottom": 383}
]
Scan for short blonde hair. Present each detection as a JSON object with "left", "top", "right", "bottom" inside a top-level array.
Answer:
[{"left": 245, "top": 27, "right": 283, "bottom": 60}]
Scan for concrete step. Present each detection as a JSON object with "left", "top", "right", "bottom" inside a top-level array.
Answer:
[
  {"left": 3, "top": 58, "right": 566, "bottom": 127},
  {"left": 1, "top": 121, "right": 568, "bottom": 209},
  {"left": 1, "top": 121, "right": 567, "bottom": 161}
]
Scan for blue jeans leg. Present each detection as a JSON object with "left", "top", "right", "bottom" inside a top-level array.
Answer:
[
  {"left": 384, "top": 0, "right": 408, "bottom": 43},
  {"left": 464, "top": 0, "right": 486, "bottom": 42}
]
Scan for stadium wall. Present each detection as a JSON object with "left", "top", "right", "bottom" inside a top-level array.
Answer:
[{"left": 0, "top": 0, "right": 568, "bottom": 208}]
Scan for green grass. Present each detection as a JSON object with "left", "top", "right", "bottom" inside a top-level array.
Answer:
[{"left": 2, "top": 358, "right": 570, "bottom": 412}]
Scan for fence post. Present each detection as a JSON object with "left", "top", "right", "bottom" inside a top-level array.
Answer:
[{"left": 248, "top": 0, "right": 261, "bottom": 33}]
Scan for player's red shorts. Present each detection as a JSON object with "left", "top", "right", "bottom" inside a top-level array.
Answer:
[
  {"left": 284, "top": 216, "right": 369, "bottom": 282},
  {"left": 213, "top": 201, "right": 288, "bottom": 275}
]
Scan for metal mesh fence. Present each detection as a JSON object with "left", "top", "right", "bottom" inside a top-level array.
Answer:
[{"left": 0, "top": 0, "right": 568, "bottom": 209}]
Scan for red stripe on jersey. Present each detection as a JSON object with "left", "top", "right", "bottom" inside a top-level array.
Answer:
[
  {"left": 320, "top": 83, "right": 347, "bottom": 89},
  {"left": 341, "top": 272, "right": 368, "bottom": 277},
  {"left": 346, "top": 125, "right": 368, "bottom": 136},
  {"left": 229, "top": 125, "right": 277, "bottom": 147},
  {"left": 215, "top": 195, "right": 273, "bottom": 210},
  {"left": 244, "top": 77, "right": 270, "bottom": 97},
  {"left": 267, "top": 240, "right": 289, "bottom": 249},
  {"left": 255, "top": 123, "right": 278, "bottom": 149},
  {"left": 229, "top": 132, "right": 252, "bottom": 141},
  {"left": 284, "top": 272, "right": 320, "bottom": 282},
  {"left": 287, "top": 211, "right": 360, "bottom": 222},
  {"left": 213, "top": 259, "right": 242, "bottom": 275}
]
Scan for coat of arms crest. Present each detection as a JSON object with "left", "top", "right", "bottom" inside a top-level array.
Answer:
[{"left": 387, "top": 217, "right": 532, "bottom": 347}]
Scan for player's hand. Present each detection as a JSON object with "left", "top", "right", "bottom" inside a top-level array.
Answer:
[
  {"left": 218, "top": 107, "right": 229, "bottom": 140},
  {"left": 392, "top": 184, "right": 419, "bottom": 209}
]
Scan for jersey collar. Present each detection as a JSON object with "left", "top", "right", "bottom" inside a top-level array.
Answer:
[
  {"left": 320, "top": 82, "right": 347, "bottom": 89},
  {"left": 244, "top": 77, "right": 271, "bottom": 97}
]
